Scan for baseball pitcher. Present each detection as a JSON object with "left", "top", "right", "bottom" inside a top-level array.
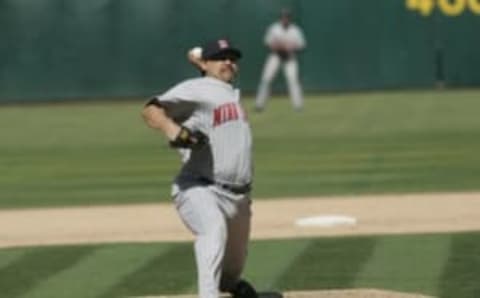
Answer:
[{"left": 142, "top": 39, "right": 258, "bottom": 298}]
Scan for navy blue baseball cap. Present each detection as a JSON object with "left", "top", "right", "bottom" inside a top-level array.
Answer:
[{"left": 201, "top": 39, "right": 242, "bottom": 61}]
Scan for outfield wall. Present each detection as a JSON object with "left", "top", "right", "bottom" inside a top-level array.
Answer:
[{"left": 1, "top": 0, "right": 479, "bottom": 102}]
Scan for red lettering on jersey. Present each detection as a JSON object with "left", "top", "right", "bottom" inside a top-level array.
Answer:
[
  {"left": 213, "top": 103, "right": 241, "bottom": 127},
  {"left": 213, "top": 107, "right": 222, "bottom": 126},
  {"left": 228, "top": 103, "right": 238, "bottom": 120}
]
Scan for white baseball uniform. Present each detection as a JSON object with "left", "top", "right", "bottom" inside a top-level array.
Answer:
[
  {"left": 255, "top": 21, "right": 306, "bottom": 111},
  {"left": 150, "top": 76, "right": 253, "bottom": 298}
]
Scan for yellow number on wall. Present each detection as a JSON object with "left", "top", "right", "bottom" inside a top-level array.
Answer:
[
  {"left": 468, "top": 0, "right": 480, "bottom": 14},
  {"left": 438, "top": 0, "right": 466, "bottom": 16},
  {"left": 406, "top": 0, "right": 436, "bottom": 16},
  {"left": 407, "top": 0, "right": 480, "bottom": 15}
]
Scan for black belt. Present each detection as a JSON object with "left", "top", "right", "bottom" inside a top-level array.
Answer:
[
  {"left": 215, "top": 182, "right": 251, "bottom": 194},
  {"left": 198, "top": 178, "right": 251, "bottom": 194}
]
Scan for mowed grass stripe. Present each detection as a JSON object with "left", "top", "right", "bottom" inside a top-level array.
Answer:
[
  {"left": 0, "top": 145, "right": 175, "bottom": 208},
  {"left": 0, "top": 249, "right": 27, "bottom": 270},
  {"left": 249, "top": 91, "right": 480, "bottom": 138},
  {"left": 253, "top": 132, "right": 480, "bottom": 198},
  {"left": 354, "top": 234, "right": 450, "bottom": 297},
  {"left": 21, "top": 244, "right": 167, "bottom": 298},
  {"left": 439, "top": 232, "right": 480, "bottom": 298},
  {"left": 244, "top": 239, "right": 311, "bottom": 291},
  {"left": 0, "top": 246, "right": 96, "bottom": 298},
  {"left": 100, "top": 243, "right": 196, "bottom": 298},
  {"left": 272, "top": 237, "right": 376, "bottom": 290},
  {"left": 0, "top": 233, "right": 479, "bottom": 297}
]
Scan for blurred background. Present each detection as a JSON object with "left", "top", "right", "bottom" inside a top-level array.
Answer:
[{"left": 1, "top": 0, "right": 480, "bottom": 103}]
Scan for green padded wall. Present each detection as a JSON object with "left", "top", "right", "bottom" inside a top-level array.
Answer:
[
  {"left": 298, "top": 0, "right": 437, "bottom": 90},
  {"left": 0, "top": 0, "right": 479, "bottom": 102}
]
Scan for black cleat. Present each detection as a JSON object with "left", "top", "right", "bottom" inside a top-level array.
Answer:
[
  {"left": 258, "top": 292, "right": 283, "bottom": 298},
  {"left": 231, "top": 279, "right": 258, "bottom": 298}
]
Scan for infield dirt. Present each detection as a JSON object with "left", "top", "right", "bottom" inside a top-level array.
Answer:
[{"left": 1, "top": 192, "right": 479, "bottom": 248}]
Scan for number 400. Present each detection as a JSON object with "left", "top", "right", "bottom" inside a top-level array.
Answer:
[{"left": 407, "top": 0, "right": 480, "bottom": 16}]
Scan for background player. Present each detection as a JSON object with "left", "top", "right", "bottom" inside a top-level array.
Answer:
[
  {"left": 142, "top": 39, "right": 258, "bottom": 298},
  {"left": 255, "top": 9, "right": 307, "bottom": 112}
]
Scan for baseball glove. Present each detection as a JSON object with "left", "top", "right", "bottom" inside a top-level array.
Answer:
[
  {"left": 169, "top": 126, "right": 209, "bottom": 149},
  {"left": 275, "top": 49, "right": 293, "bottom": 61}
]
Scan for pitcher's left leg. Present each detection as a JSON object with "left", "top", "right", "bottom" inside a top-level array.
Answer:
[
  {"left": 220, "top": 197, "right": 257, "bottom": 297},
  {"left": 175, "top": 187, "right": 227, "bottom": 298}
]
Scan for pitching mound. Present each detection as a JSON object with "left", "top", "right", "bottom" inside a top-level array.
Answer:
[
  {"left": 135, "top": 289, "right": 434, "bottom": 298},
  {"left": 284, "top": 289, "right": 434, "bottom": 297}
]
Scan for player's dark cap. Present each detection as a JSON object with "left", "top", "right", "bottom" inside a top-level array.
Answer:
[
  {"left": 201, "top": 39, "right": 242, "bottom": 61},
  {"left": 280, "top": 8, "right": 292, "bottom": 18}
]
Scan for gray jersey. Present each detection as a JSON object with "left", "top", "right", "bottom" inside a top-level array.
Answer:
[
  {"left": 152, "top": 76, "right": 253, "bottom": 188},
  {"left": 265, "top": 22, "right": 306, "bottom": 50}
]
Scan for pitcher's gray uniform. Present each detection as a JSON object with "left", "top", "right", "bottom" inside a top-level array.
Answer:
[
  {"left": 145, "top": 40, "right": 256, "bottom": 298},
  {"left": 255, "top": 9, "right": 306, "bottom": 111}
]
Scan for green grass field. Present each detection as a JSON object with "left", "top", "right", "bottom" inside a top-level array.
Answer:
[
  {"left": 1, "top": 90, "right": 480, "bottom": 297},
  {"left": 1, "top": 90, "right": 480, "bottom": 208},
  {"left": 1, "top": 232, "right": 480, "bottom": 298}
]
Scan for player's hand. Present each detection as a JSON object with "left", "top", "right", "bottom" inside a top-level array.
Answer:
[
  {"left": 276, "top": 49, "right": 292, "bottom": 61},
  {"left": 169, "top": 126, "right": 209, "bottom": 149}
]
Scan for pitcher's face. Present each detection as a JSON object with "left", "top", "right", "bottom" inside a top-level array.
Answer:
[{"left": 201, "top": 56, "right": 239, "bottom": 83}]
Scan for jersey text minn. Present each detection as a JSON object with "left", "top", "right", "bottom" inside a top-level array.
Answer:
[{"left": 213, "top": 103, "right": 245, "bottom": 127}]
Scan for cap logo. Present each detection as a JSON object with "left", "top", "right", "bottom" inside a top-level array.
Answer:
[{"left": 218, "top": 39, "right": 229, "bottom": 49}]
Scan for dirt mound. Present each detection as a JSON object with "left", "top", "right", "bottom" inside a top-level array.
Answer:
[
  {"left": 284, "top": 289, "right": 434, "bottom": 297},
  {"left": 134, "top": 289, "right": 434, "bottom": 298}
]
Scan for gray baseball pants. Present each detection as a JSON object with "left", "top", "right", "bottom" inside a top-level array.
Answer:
[{"left": 174, "top": 186, "right": 252, "bottom": 298}]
